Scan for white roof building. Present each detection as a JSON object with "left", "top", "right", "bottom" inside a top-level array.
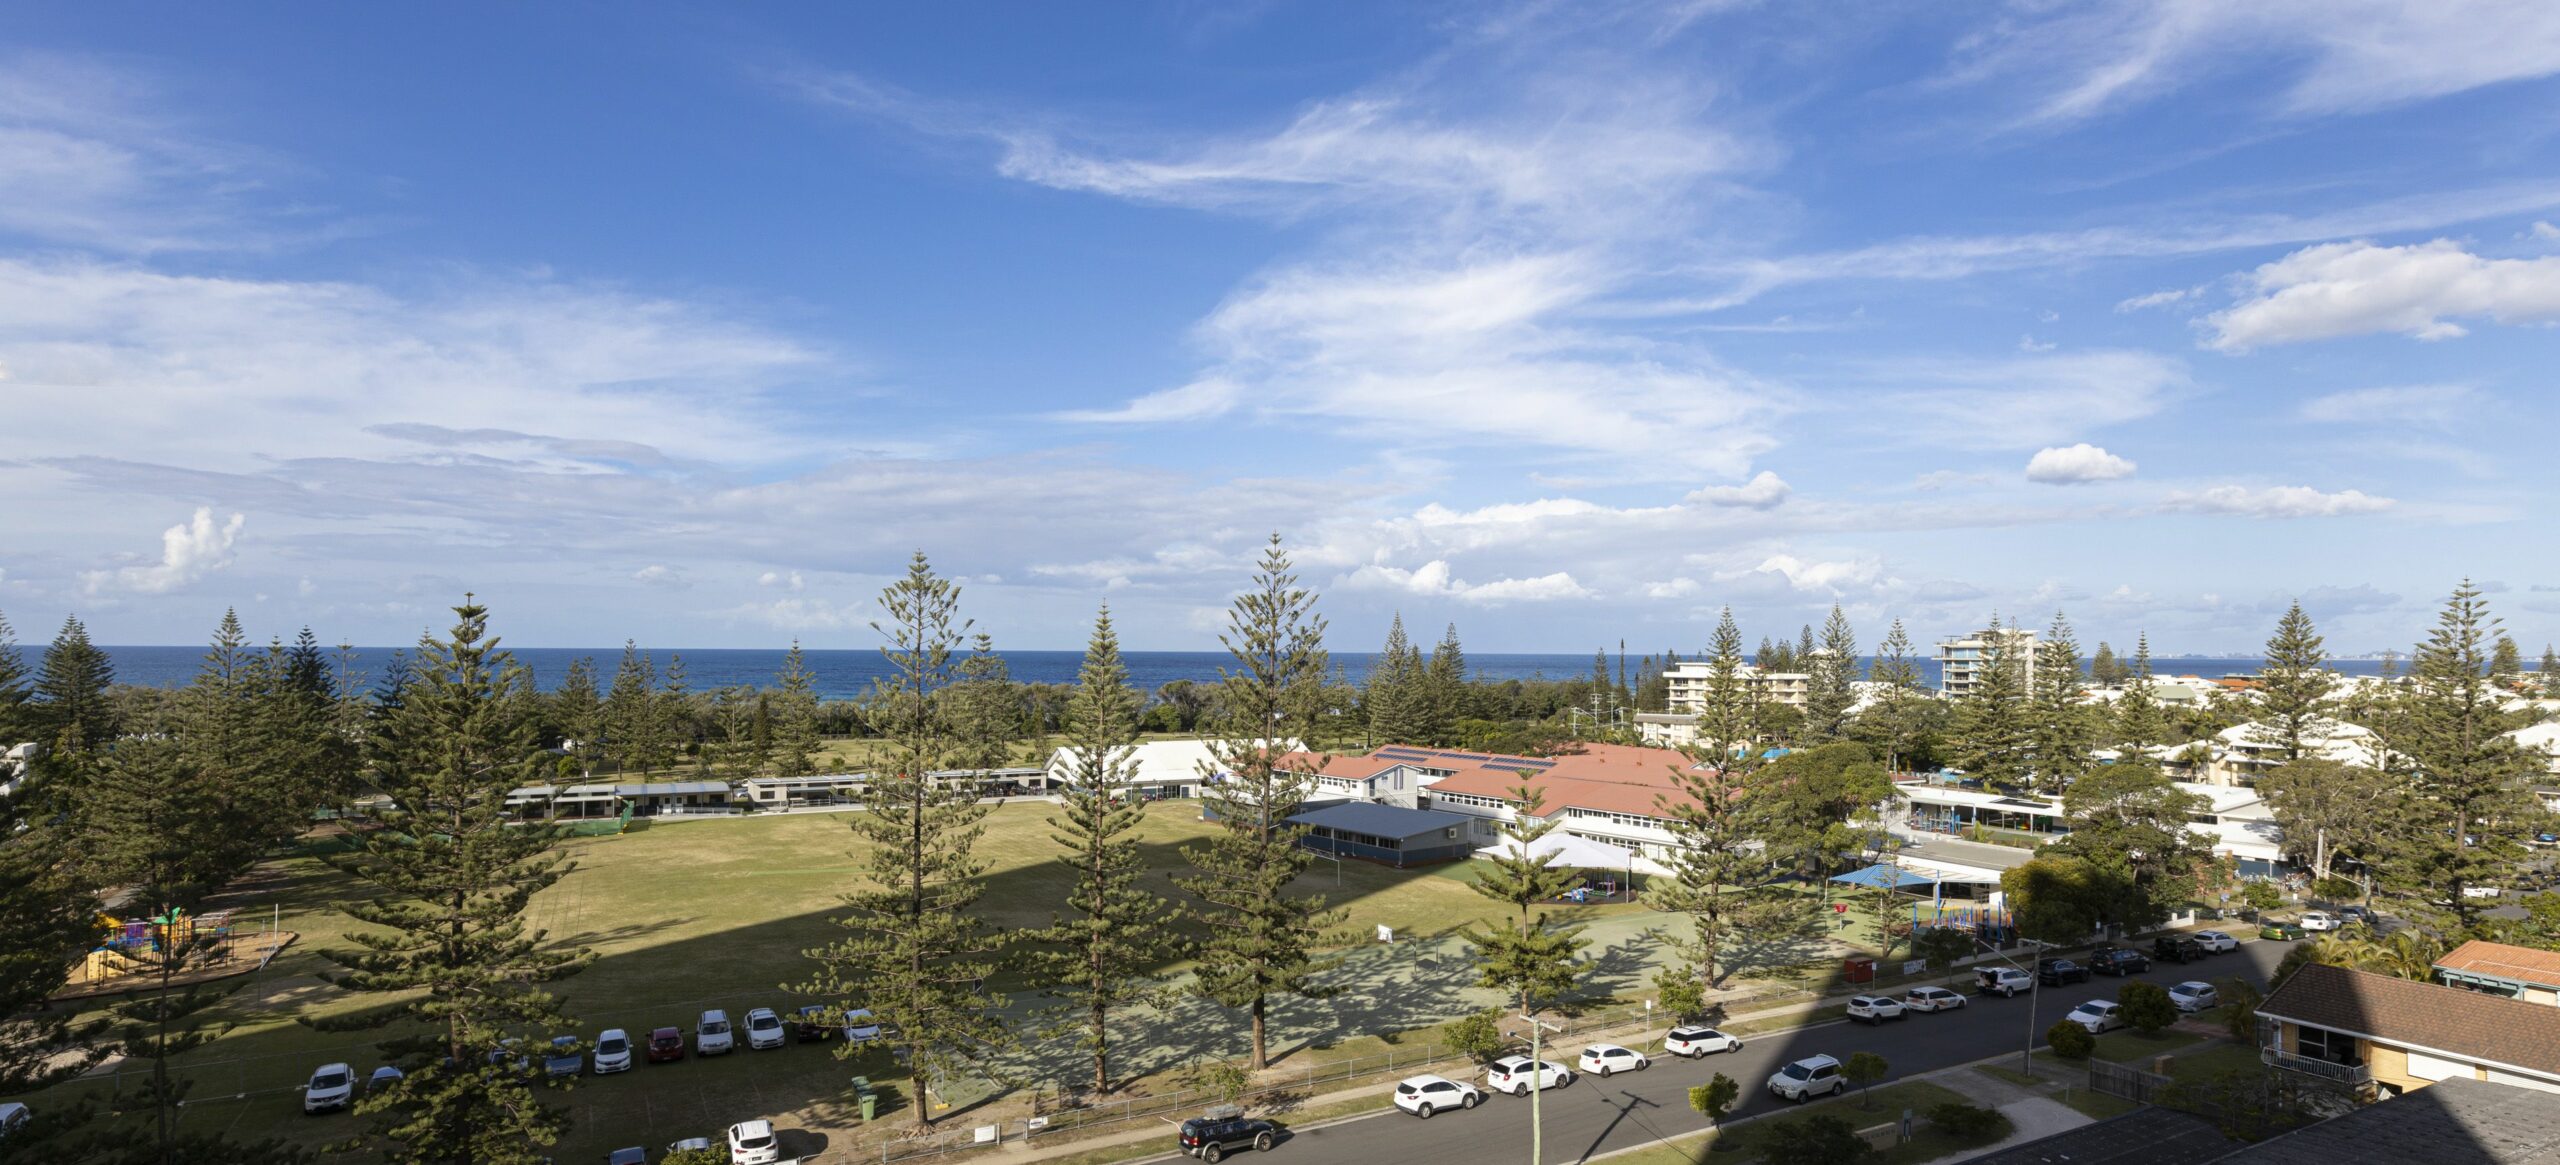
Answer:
[
  {"left": 2209, "top": 717, "right": 2389, "bottom": 786},
  {"left": 2510, "top": 721, "right": 2560, "bottom": 779},
  {"left": 1042, "top": 738, "right": 1301, "bottom": 794}
]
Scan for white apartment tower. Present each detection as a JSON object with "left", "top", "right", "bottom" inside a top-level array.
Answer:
[
  {"left": 1936, "top": 626, "right": 2038, "bottom": 698},
  {"left": 1662, "top": 660, "right": 1812, "bottom": 711}
]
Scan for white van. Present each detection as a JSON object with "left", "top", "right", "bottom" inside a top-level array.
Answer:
[{"left": 697, "top": 1010, "right": 735, "bottom": 1056}]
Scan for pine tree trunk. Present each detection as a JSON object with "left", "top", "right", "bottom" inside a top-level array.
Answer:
[{"left": 1249, "top": 997, "right": 1267, "bottom": 1072}]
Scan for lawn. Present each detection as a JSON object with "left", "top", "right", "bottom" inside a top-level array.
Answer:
[
  {"left": 49, "top": 800, "right": 1682, "bottom": 1162},
  {"left": 1599, "top": 1080, "right": 1981, "bottom": 1164}
]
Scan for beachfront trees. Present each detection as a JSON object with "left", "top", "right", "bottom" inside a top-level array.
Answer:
[
  {"left": 2026, "top": 611, "right": 2094, "bottom": 794},
  {"left": 0, "top": 613, "right": 107, "bottom": 1152},
  {"left": 773, "top": 640, "right": 823, "bottom": 779},
  {"left": 1946, "top": 616, "right": 2031, "bottom": 787},
  {"left": 317, "top": 599, "right": 592, "bottom": 1162},
  {"left": 1852, "top": 619, "right": 1935, "bottom": 773},
  {"left": 1364, "top": 615, "right": 1429, "bottom": 745},
  {"left": 603, "top": 641, "right": 669, "bottom": 774},
  {"left": 2253, "top": 603, "right": 2338, "bottom": 765},
  {"left": 2052, "top": 762, "right": 2211, "bottom": 932},
  {"left": 1019, "top": 608, "right": 1187, "bottom": 1094},
  {"left": 1424, "top": 623, "right": 1469, "bottom": 745},
  {"left": 2258, "top": 759, "right": 2388, "bottom": 888},
  {"left": 1465, "top": 783, "right": 1590, "bottom": 1012},
  {"left": 2374, "top": 582, "right": 2545, "bottom": 936},
  {"left": 800, "top": 553, "right": 1012, "bottom": 1126},
  {"left": 36, "top": 615, "right": 115, "bottom": 759},
  {"left": 2111, "top": 634, "right": 2170, "bottom": 755},
  {"left": 2090, "top": 641, "right": 2127, "bottom": 687},
  {"left": 1803, "top": 605, "right": 1860, "bottom": 742},
  {"left": 1179, "top": 535, "right": 1347, "bottom": 1072},
  {"left": 1693, "top": 608, "right": 1759, "bottom": 762},
  {"left": 1648, "top": 744, "right": 1790, "bottom": 993}
]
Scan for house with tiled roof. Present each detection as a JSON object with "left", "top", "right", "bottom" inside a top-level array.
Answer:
[
  {"left": 2437, "top": 941, "right": 2560, "bottom": 1006},
  {"left": 2257, "top": 963, "right": 2560, "bottom": 1098},
  {"left": 1283, "top": 742, "right": 1717, "bottom": 873}
]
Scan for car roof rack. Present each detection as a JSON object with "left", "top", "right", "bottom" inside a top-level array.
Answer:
[{"left": 1203, "top": 1103, "right": 1245, "bottom": 1121}]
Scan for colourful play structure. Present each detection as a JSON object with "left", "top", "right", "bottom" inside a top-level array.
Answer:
[
  {"left": 78, "top": 908, "right": 236, "bottom": 983},
  {"left": 1907, "top": 901, "right": 2015, "bottom": 947}
]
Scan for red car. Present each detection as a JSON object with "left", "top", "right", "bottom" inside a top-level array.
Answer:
[{"left": 645, "top": 1027, "right": 684, "bottom": 1064}]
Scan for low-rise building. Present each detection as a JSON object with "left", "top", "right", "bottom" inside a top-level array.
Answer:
[
  {"left": 1043, "top": 738, "right": 1299, "bottom": 799},
  {"left": 2209, "top": 717, "right": 2391, "bottom": 786},
  {"left": 1285, "top": 801, "right": 1479, "bottom": 869},
  {"left": 2437, "top": 941, "right": 2560, "bottom": 1006},
  {"left": 2258, "top": 963, "right": 2560, "bottom": 1098},
  {"left": 739, "top": 773, "right": 867, "bottom": 808},
  {"left": 1661, "top": 660, "right": 1812, "bottom": 711}
]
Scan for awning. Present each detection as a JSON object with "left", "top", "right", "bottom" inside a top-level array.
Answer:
[
  {"left": 1476, "top": 832, "right": 1635, "bottom": 869},
  {"left": 1831, "top": 864, "right": 1936, "bottom": 890}
]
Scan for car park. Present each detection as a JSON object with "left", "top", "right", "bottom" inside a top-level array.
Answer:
[
  {"left": 1847, "top": 994, "right": 1906, "bottom": 1023},
  {"left": 2194, "top": 929, "right": 2239, "bottom": 953},
  {"left": 727, "top": 1119, "right": 782, "bottom": 1164},
  {"left": 745, "top": 1008, "right": 787, "bottom": 1051},
  {"left": 1766, "top": 1055, "right": 1844, "bottom": 1103},
  {"left": 2067, "top": 1000, "right": 2124, "bottom": 1034},
  {"left": 2169, "top": 981, "right": 2220, "bottom": 1012},
  {"left": 1903, "top": 985, "right": 1968, "bottom": 1013},
  {"left": 545, "top": 1036, "right": 583, "bottom": 1078},
  {"left": 1178, "top": 1108, "right": 1279, "bottom": 1161},
  {"left": 2261, "top": 921, "right": 2307, "bottom": 941},
  {"left": 2151, "top": 936, "right": 2207, "bottom": 963},
  {"left": 646, "top": 1027, "right": 685, "bottom": 1064},
  {"left": 2037, "top": 958, "right": 2090, "bottom": 986},
  {"left": 1577, "top": 1044, "right": 1649, "bottom": 1076},
  {"left": 842, "top": 1008, "right": 882, "bottom": 1043},
  {"left": 366, "top": 1065, "right": 404, "bottom": 1095},
  {"left": 2090, "top": 948, "right": 2151, "bottom": 976},
  {"left": 697, "top": 1010, "right": 735, "bottom": 1057},
  {"left": 302, "top": 1063, "right": 355, "bottom": 1114},
  {"left": 605, "top": 1149, "right": 646, "bottom": 1165},
  {"left": 592, "top": 1029, "right": 632, "bottom": 1074},
  {"left": 793, "top": 1005, "right": 835, "bottom": 1043},
  {"left": 1664, "top": 1025, "right": 1742, "bottom": 1057},
  {"left": 1392, "top": 1074, "right": 1482, "bottom": 1118},
  {"left": 1975, "top": 967, "right": 2033, "bottom": 997},
  {"left": 1485, "top": 1055, "right": 1573, "bottom": 1096},
  {"left": 2300, "top": 910, "right": 2340, "bottom": 931}
]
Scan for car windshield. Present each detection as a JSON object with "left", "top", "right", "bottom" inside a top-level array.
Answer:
[
  {"left": 1781, "top": 1063, "right": 1812, "bottom": 1080},
  {"left": 599, "top": 1037, "right": 626, "bottom": 1053},
  {"left": 752, "top": 1015, "right": 777, "bottom": 1027},
  {"left": 652, "top": 1033, "right": 678, "bottom": 1045},
  {"left": 315, "top": 1071, "right": 349, "bottom": 1088},
  {"left": 703, "top": 1021, "right": 728, "bottom": 1034}
]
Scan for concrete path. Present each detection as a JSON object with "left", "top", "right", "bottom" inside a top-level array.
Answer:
[{"left": 1908, "top": 1066, "right": 2090, "bottom": 1165}]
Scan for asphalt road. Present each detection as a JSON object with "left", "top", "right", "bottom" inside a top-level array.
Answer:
[{"left": 1144, "top": 939, "right": 2295, "bottom": 1165}]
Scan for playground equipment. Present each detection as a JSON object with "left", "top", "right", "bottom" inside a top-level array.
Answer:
[{"left": 77, "top": 909, "right": 236, "bottom": 983}]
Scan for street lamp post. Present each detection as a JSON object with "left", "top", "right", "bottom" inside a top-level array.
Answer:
[
  {"left": 1516, "top": 1012, "right": 1564, "bottom": 1165},
  {"left": 1975, "top": 932, "right": 2049, "bottom": 1074}
]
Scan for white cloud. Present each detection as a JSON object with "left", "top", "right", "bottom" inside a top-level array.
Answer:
[
  {"left": 2535, "top": 221, "right": 2560, "bottom": 242},
  {"left": 2159, "top": 485, "right": 2396, "bottom": 518},
  {"left": 2206, "top": 239, "right": 2560, "bottom": 350},
  {"left": 757, "top": 569, "right": 807, "bottom": 591},
  {"left": 632, "top": 564, "right": 683, "bottom": 587},
  {"left": 1873, "top": 350, "right": 2189, "bottom": 449},
  {"left": 2298, "top": 384, "right": 2479, "bottom": 426},
  {"left": 2025, "top": 443, "right": 2138, "bottom": 484},
  {"left": 2116, "top": 287, "right": 2199, "bottom": 312},
  {"left": 1342, "top": 559, "right": 1593, "bottom": 604},
  {"left": 81, "top": 506, "right": 244, "bottom": 594},
  {"left": 1685, "top": 471, "right": 1790, "bottom": 509},
  {"left": 1956, "top": 0, "right": 2560, "bottom": 122},
  {"left": 1641, "top": 577, "right": 1702, "bottom": 600},
  {"left": 1737, "top": 554, "right": 1883, "bottom": 593}
]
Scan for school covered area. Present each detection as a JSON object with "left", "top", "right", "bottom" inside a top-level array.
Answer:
[{"left": 1286, "top": 801, "right": 1478, "bottom": 868}]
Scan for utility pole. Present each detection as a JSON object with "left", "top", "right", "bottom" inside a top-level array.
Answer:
[{"left": 1517, "top": 1011, "right": 1563, "bottom": 1165}]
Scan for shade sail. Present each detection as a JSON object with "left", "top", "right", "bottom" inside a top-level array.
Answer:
[
  {"left": 1831, "top": 863, "right": 1936, "bottom": 890},
  {"left": 1476, "top": 832, "right": 1636, "bottom": 869}
]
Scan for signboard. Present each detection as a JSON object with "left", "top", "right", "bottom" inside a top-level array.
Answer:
[{"left": 1833, "top": 903, "right": 1848, "bottom": 914}]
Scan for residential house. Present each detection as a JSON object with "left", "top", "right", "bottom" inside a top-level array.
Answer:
[
  {"left": 2209, "top": 716, "right": 2391, "bottom": 787},
  {"left": 2257, "top": 963, "right": 2560, "bottom": 1098},
  {"left": 2437, "top": 941, "right": 2560, "bottom": 1006}
]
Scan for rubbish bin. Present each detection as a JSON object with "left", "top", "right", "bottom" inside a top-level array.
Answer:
[
  {"left": 1843, "top": 956, "right": 1875, "bottom": 984},
  {"left": 860, "top": 1092, "right": 877, "bottom": 1122}
]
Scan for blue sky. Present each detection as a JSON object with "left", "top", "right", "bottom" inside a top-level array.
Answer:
[{"left": 5, "top": 1, "right": 2559, "bottom": 657}]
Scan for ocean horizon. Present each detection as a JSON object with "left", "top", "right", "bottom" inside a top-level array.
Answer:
[{"left": 87, "top": 645, "right": 2405, "bottom": 703}]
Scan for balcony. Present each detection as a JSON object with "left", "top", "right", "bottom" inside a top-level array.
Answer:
[{"left": 2261, "top": 1048, "right": 2372, "bottom": 1087}]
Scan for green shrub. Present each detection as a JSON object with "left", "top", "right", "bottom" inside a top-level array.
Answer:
[
  {"left": 1689, "top": 1073, "right": 1739, "bottom": 1125},
  {"left": 1926, "top": 1101, "right": 2012, "bottom": 1140},
  {"left": 2119, "top": 979, "right": 2178, "bottom": 1035},
  {"left": 1760, "top": 1114, "right": 1870, "bottom": 1165},
  {"left": 1444, "top": 1009, "right": 1507, "bottom": 1064},
  {"left": 2047, "top": 1019, "right": 2097, "bottom": 1060}
]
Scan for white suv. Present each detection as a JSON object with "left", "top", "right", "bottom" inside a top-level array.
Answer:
[
  {"left": 1576, "top": 1044, "right": 1649, "bottom": 1076},
  {"left": 2194, "top": 930, "right": 2239, "bottom": 953},
  {"left": 727, "top": 1119, "right": 781, "bottom": 1165},
  {"left": 696, "top": 1010, "right": 735, "bottom": 1056},
  {"left": 2169, "top": 981, "right": 2219, "bottom": 1012},
  {"left": 1902, "top": 986, "right": 1967, "bottom": 1013},
  {"left": 744, "top": 1008, "right": 786, "bottom": 1051},
  {"left": 2300, "top": 911, "right": 2340, "bottom": 932},
  {"left": 1847, "top": 994, "right": 1906, "bottom": 1023},
  {"left": 1392, "top": 1074, "right": 1481, "bottom": 1118},
  {"left": 1485, "top": 1056, "right": 1572, "bottom": 1096},
  {"left": 1663, "top": 1026, "right": 1741, "bottom": 1058},
  {"left": 302, "top": 1063, "right": 354, "bottom": 1114},
  {"left": 2067, "top": 1000, "right": 2124, "bottom": 1034},
  {"left": 1767, "top": 1055, "right": 1844, "bottom": 1103}
]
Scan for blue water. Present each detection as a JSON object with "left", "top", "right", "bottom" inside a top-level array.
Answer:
[{"left": 87, "top": 646, "right": 2404, "bottom": 701}]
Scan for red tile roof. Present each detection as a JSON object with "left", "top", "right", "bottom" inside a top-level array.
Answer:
[
  {"left": 1353, "top": 742, "right": 1717, "bottom": 821},
  {"left": 2259, "top": 963, "right": 2560, "bottom": 1077},
  {"left": 2437, "top": 940, "right": 2560, "bottom": 988}
]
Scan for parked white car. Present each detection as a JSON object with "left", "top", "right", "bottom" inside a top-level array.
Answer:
[
  {"left": 2169, "top": 982, "right": 2220, "bottom": 1012},
  {"left": 2067, "top": 1001, "right": 2124, "bottom": 1034},
  {"left": 592, "top": 1028, "right": 633, "bottom": 1074},
  {"left": 1975, "top": 967, "right": 2033, "bottom": 997},
  {"left": 744, "top": 1008, "right": 787, "bottom": 1051},
  {"left": 1903, "top": 986, "right": 1968, "bottom": 1013},
  {"left": 697, "top": 1010, "right": 735, "bottom": 1057},
  {"left": 727, "top": 1118, "right": 782, "bottom": 1164},
  {"left": 842, "top": 1007, "right": 882, "bottom": 1043},
  {"left": 2300, "top": 911, "right": 2340, "bottom": 932},
  {"left": 302, "top": 1063, "right": 355, "bottom": 1114},
  {"left": 2193, "top": 930, "right": 2239, "bottom": 953},
  {"left": 1485, "top": 1056, "right": 1573, "bottom": 1096},
  {"left": 1392, "top": 1074, "right": 1482, "bottom": 1118},
  {"left": 1766, "top": 1055, "right": 1844, "bottom": 1103},
  {"left": 1847, "top": 994, "right": 1906, "bottom": 1024},
  {"left": 1577, "top": 1044, "right": 1649, "bottom": 1076},
  {"left": 1663, "top": 1026, "right": 1741, "bottom": 1058}
]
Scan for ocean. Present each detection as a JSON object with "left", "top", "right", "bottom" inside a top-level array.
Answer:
[{"left": 86, "top": 646, "right": 2400, "bottom": 701}]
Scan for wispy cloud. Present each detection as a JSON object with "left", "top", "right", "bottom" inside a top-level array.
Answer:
[
  {"left": 2298, "top": 384, "right": 2479, "bottom": 427},
  {"left": 2205, "top": 239, "right": 2560, "bottom": 349},
  {"left": 2159, "top": 484, "right": 2395, "bottom": 518}
]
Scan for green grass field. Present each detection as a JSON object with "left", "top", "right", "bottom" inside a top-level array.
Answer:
[{"left": 62, "top": 800, "right": 1683, "bottom": 1161}]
